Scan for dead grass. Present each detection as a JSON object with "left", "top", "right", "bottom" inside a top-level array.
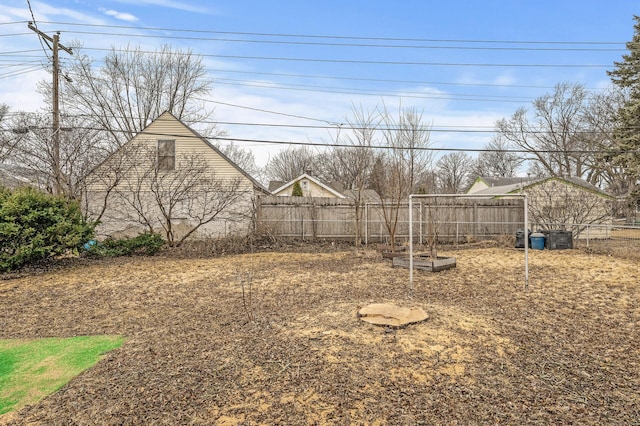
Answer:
[{"left": 0, "top": 247, "right": 639, "bottom": 424}]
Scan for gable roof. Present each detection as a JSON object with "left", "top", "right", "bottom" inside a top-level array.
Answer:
[
  {"left": 270, "top": 173, "right": 346, "bottom": 198},
  {"left": 477, "top": 176, "right": 535, "bottom": 188},
  {"left": 469, "top": 176, "right": 612, "bottom": 198},
  {"left": 268, "top": 180, "right": 286, "bottom": 192},
  {"left": 86, "top": 111, "right": 268, "bottom": 193},
  {"left": 141, "top": 112, "right": 268, "bottom": 193},
  {"left": 466, "top": 176, "right": 535, "bottom": 195}
]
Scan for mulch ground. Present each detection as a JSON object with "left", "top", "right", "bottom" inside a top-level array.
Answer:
[{"left": 0, "top": 246, "right": 639, "bottom": 425}]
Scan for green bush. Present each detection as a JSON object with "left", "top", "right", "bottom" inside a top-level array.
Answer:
[
  {"left": 0, "top": 187, "right": 94, "bottom": 272},
  {"left": 86, "top": 233, "right": 165, "bottom": 257}
]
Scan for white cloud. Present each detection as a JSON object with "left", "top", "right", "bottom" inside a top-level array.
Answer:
[
  {"left": 492, "top": 73, "right": 517, "bottom": 86},
  {"left": 30, "top": 1, "right": 107, "bottom": 25},
  {"left": 1, "top": 69, "right": 50, "bottom": 111},
  {"left": 455, "top": 71, "right": 518, "bottom": 88},
  {"left": 112, "top": 0, "right": 215, "bottom": 14},
  {"left": 0, "top": 7, "right": 32, "bottom": 22},
  {"left": 99, "top": 8, "right": 139, "bottom": 22},
  {"left": 592, "top": 78, "right": 613, "bottom": 90},
  {"left": 208, "top": 78, "right": 508, "bottom": 167}
]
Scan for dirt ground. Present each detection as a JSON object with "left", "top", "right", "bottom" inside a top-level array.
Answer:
[{"left": 0, "top": 246, "right": 639, "bottom": 425}]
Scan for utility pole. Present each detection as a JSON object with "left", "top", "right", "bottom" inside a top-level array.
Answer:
[{"left": 28, "top": 22, "right": 73, "bottom": 196}]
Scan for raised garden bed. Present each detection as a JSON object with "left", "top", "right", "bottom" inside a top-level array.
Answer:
[
  {"left": 376, "top": 244, "right": 407, "bottom": 259},
  {"left": 392, "top": 254, "right": 457, "bottom": 272}
]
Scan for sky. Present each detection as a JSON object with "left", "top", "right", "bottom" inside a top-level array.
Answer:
[{"left": 1, "top": 1, "right": 638, "bottom": 168}]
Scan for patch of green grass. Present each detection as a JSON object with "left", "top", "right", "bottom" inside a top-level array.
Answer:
[{"left": 0, "top": 335, "right": 124, "bottom": 415}]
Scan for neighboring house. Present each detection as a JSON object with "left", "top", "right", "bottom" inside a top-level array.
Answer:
[
  {"left": 467, "top": 176, "right": 614, "bottom": 238},
  {"left": 259, "top": 173, "right": 381, "bottom": 242},
  {"left": 269, "top": 173, "right": 382, "bottom": 202},
  {"left": 466, "top": 176, "right": 535, "bottom": 195},
  {"left": 84, "top": 112, "right": 268, "bottom": 242},
  {"left": 270, "top": 173, "right": 347, "bottom": 198}
]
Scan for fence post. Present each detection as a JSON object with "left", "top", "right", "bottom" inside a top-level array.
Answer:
[
  {"left": 365, "top": 203, "right": 369, "bottom": 246},
  {"left": 312, "top": 201, "right": 317, "bottom": 239},
  {"left": 419, "top": 202, "right": 423, "bottom": 245},
  {"left": 473, "top": 202, "right": 478, "bottom": 240}
]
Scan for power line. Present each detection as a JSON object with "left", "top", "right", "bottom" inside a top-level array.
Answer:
[
  {"left": 211, "top": 78, "right": 535, "bottom": 103},
  {"left": 0, "top": 55, "right": 606, "bottom": 94},
  {"left": 30, "top": 28, "right": 628, "bottom": 52},
  {"left": 25, "top": 1, "right": 51, "bottom": 61},
  {"left": 0, "top": 32, "right": 33, "bottom": 37},
  {"left": 0, "top": 49, "right": 44, "bottom": 55},
  {"left": 52, "top": 55, "right": 599, "bottom": 93},
  {"left": 35, "top": 20, "right": 626, "bottom": 46},
  {"left": 0, "top": 65, "right": 44, "bottom": 79},
  {"left": 184, "top": 100, "right": 337, "bottom": 125},
  {"left": 8, "top": 110, "right": 630, "bottom": 135},
  {"left": 206, "top": 68, "right": 562, "bottom": 90},
  {"left": 81, "top": 47, "right": 613, "bottom": 68},
  {"left": 9, "top": 118, "right": 625, "bottom": 143},
  {"left": 0, "top": 44, "right": 613, "bottom": 92},
  {"left": 112, "top": 128, "right": 634, "bottom": 155}
]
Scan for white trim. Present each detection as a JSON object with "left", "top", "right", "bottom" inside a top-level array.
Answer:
[{"left": 270, "top": 173, "right": 346, "bottom": 198}]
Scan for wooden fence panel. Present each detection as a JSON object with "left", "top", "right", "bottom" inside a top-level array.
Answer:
[{"left": 256, "top": 195, "right": 525, "bottom": 242}]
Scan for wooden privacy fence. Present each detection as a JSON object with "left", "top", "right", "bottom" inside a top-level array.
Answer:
[{"left": 256, "top": 195, "right": 525, "bottom": 243}]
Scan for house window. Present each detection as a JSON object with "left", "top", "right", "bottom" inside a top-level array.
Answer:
[{"left": 157, "top": 140, "right": 175, "bottom": 171}]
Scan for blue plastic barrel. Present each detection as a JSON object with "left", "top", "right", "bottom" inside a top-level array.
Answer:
[{"left": 530, "top": 232, "right": 545, "bottom": 250}]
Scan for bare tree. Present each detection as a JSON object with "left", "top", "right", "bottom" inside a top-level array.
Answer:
[
  {"left": 327, "top": 105, "right": 381, "bottom": 245},
  {"left": 24, "top": 44, "right": 220, "bottom": 199},
  {"left": 148, "top": 154, "right": 245, "bottom": 245},
  {"left": 265, "top": 145, "right": 317, "bottom": 182},
  {"left": 8, "top": 112, "right": 107, "bottom": 198},
  {"left": 372, "top": 105, "right": 434, "bottom": 248},
  {"left": 85, "top": 140, "right": 247, "bottom": 246},
  {"left": 216, "top": 141, "right": 263, "bottom": 182},
  {"left": 81, "top": 138, "right": 147, "bottom": 224},
  {"left": 435, "top": 152, "right": 474, "bottom": 193},
  {"left": 496, "top": 82, "right": 598, "bottom": 183},
  {"left": 526, "top": 179, "right": 612, "bottom": 243},
  {"left": 62, "top": 44, "right": 216, "bottom": 149},
  {"left": 0, "top": 104, "right": 22, "bottom": 163},
  {"left": 472, "top": 135, "right": 522, "bottom": 178}
]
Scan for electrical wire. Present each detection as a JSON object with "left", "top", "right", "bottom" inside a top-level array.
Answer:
[
  {"left": 0, "top": 65, "right": 44, "bottom": 79},
  {"left": 34, "top": 20, "right": 627, "bottom": 46},
  {"left": 80, "top": 46, "right": 613, "bottom": 68},
  {"left": 210, "top": 78, "right": 535, "bottom": 103},
  {"left": 6, "top": 120, "right": 627, "bottom": 155},
  {"left": 5, "top": 109, "right": 628, "bottom": 136},
  {"left": 204, "top": 68, "right": 561, "bottom": 90},
  {"left": 29, "top": 29, "right": 628, "bottom": 52},
  {"left": 25, "top": 1, "right": 51, "bottom": 61}
]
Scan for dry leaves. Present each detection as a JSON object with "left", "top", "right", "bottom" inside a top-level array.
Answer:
[{"left": 0, "top": 247, "right": 639, "bottom": 424}]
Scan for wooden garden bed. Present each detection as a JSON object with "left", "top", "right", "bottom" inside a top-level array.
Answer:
[{"left": 392, "top": 254, "right": 457, "bottom": 272}]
